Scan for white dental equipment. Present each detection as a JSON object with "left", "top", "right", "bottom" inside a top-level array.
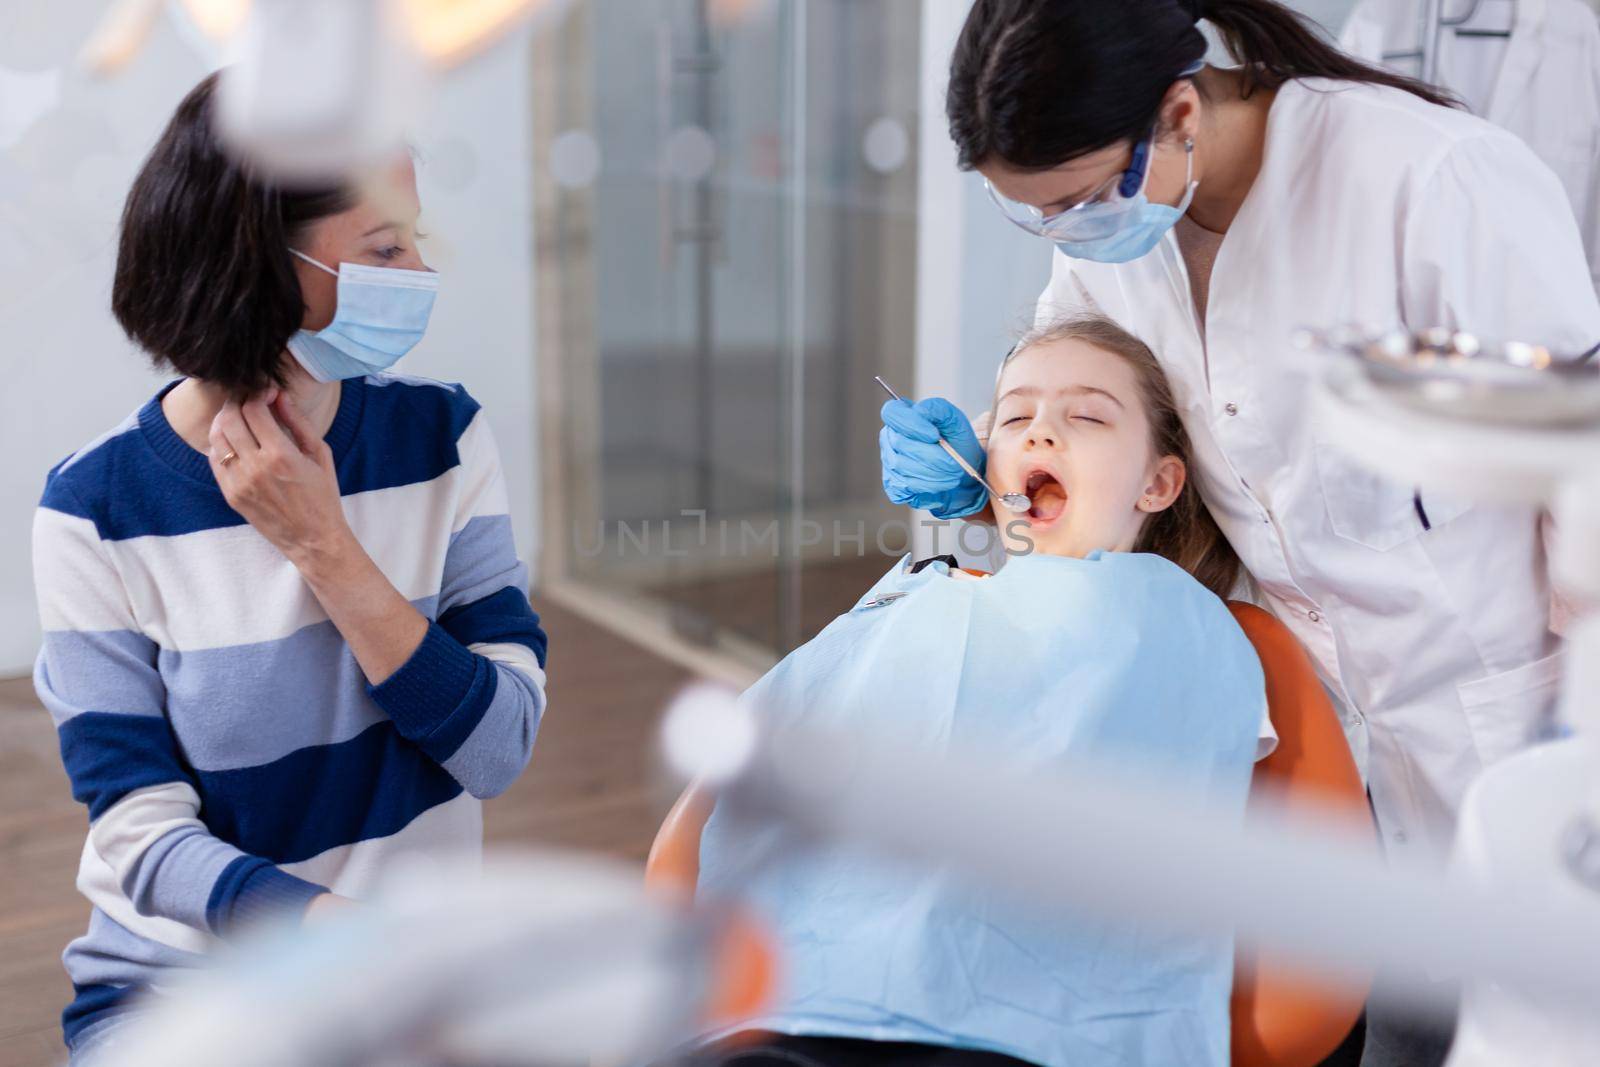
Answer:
[
  {"left": 106, "top": 667, "right": 1600, "bottom": 1066},
  {"left": 98, "top": 852, "right": 769, "bottom": 1067},
  {"left": 663, "top": 684, "right": 1600, "bottom": 1030},
  {"left": 1297, "top": 325, "right": 1600, "bottom": 1066},
  {"left": 874, "top": 376, "right": 1031, "bottom": 514}
]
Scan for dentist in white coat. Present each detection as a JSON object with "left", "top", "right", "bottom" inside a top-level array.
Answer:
[
  {"left": 877, "top": 2, "right": 1600, "bottom": 1063},
  {"left": 1341, "top": 0, "right": 1600, "bottom": 294}
]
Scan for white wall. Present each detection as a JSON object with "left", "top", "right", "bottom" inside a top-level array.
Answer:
[
  {"left": 913, "top": 1, "right": 1051, "bottom": 420},
  {"left": 0, "top": 6, "right": 538, "bottom": 675},
  {"left": 404, "top": 28, "right": 540, "bottom": 579}
]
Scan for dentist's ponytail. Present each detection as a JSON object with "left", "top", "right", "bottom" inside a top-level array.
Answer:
[{"left": 948, "top": 0, "right": 1456, "bottom": 172}]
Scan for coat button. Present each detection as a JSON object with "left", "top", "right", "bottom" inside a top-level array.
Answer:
[
  {"left": 1309, "top": 610, "right": 1322, "bottom": 623},
  {"left": 1224, "top": 402, "right": 1239, "bottom": 416}
]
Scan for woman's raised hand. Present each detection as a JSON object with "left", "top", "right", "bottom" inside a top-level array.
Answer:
[
  {"left": 208, "top": 389, "right": 352, "bottom": 569},
  {"left": 210, "top": 386, "right": 427, "bottom": 684}
]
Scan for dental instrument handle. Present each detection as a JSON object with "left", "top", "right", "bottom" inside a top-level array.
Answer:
[
  {"left": 874, "top": 377, "right": 1030, "bottom": 513},
  {"left": 874, "top": 375, "right": 989, "bottom": 481}
]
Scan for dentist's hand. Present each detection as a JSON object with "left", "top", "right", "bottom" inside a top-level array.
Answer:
[
  {"left": 208, "top": 390, "right": 353, "bottom": 569},
  {"left": 878, "top": 397, "right": 988, "bottom": 519}
]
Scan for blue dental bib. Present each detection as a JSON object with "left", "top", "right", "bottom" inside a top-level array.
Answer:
[{"left": 699, "top": 551, "right": 1266, "bottom": 1067}]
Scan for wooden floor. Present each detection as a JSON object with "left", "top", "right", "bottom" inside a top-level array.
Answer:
[
  {"left": 0, "top": 596, "right": 695, "bottom": 1067},
  {"left": 646, "top": 554, "right": 901, "bottom": 655}
]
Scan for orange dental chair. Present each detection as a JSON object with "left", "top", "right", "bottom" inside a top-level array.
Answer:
[{"left": 646, "top": 602, "right": 1372, "bottom": 1067}]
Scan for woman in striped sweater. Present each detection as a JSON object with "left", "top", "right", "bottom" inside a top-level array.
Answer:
[{"left": 32, "top": 72, "right": 549, "bottom": 1064}]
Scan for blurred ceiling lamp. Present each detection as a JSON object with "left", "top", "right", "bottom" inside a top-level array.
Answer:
[
  {"left": 78, "top": 0, "right": 167, "bottom": 76},
  {"left": 399, "top": 0, "right": 557, "bottom": 69},
  {"left": 79, "top": 0, "right": 558, "bottom": 181},
  {"left": 84, "top": 0, "right": 557, "bottom": 73},
  {"left": 177, "top": 0, "right": 253, "bottom": 42},
  {"left": 78, "top": 1, "right": 251, "bottom": 77}
]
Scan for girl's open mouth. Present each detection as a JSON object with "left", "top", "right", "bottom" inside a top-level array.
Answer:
[{"left": 1025, "top": 470, "right": 1067, "bottom": 522}]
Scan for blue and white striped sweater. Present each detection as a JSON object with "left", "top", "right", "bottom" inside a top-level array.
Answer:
[{"left": 31, "top": 373, "right": 548, "bottom": 1046}]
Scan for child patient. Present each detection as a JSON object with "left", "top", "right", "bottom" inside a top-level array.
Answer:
[{"left": 694, "top": 314, "right": 1273, "bottom": 1067}]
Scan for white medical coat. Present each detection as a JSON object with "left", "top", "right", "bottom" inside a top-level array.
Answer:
[
  {"left": 1035, "top": 77, "right": 1600, "bottom": 855},
  {"left": 1341, "top": 0, "right": 1600, "bottom": 294}
]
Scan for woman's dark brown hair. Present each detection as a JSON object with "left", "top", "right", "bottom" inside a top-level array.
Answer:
[
  {"left": 112, "top": 72, "right": 352, "bottom": 396},
  {"left": 999, "top": 314, "right": 1243, "bottom": 599},
  {"left": 947, "top": 0, "right": 1456, "bottom": 173}
]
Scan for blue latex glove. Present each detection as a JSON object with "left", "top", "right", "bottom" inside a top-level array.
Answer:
[{"left": 878, "top": 397, "right": 988, "bottom": 519}]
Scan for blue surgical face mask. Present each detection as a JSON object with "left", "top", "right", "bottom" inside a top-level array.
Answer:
[
  {"left": 1049, "top": 136, "right": 1198, "bottom": 264},
  {"left": 286, "top": 249, "right": 439, "bottom": 382}
]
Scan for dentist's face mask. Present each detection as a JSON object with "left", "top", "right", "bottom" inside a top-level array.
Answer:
[
  {"left": 286, "top": 249, "right": 439, "bottom": 382},
  {"left": 986, "top": 133, "right": 1198, "bottom": 264}
]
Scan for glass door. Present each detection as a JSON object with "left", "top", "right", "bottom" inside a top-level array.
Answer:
[{"left": 532, "top": 0, "right": 920, "bottom": 675}]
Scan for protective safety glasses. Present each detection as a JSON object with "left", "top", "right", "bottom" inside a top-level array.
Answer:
[
  {"left": 985, "top": 133, "right": 1157, "bottom": 244},
  {"left": 985, "top": 61, "right": 1205, "bottom": 244}
]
